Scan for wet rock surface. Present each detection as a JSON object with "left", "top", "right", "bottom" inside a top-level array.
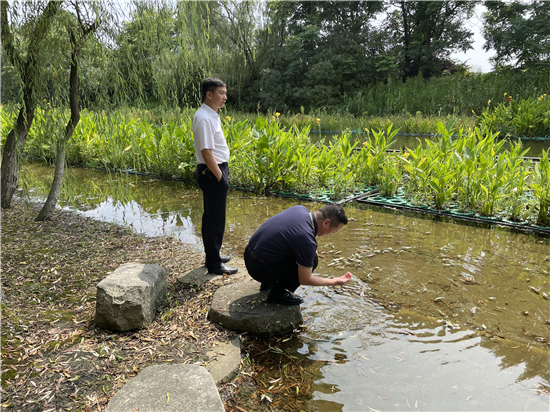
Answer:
[{"left": 208, "top": 279, "right": 303, "bottom": 337}]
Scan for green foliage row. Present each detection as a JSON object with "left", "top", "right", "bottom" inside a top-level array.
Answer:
[
  {"left": 1, "top": 105, "right": 548, "bottom": 226},
  {"left": 335, "top": 69, "right": 550, "bottom": 118},
  {"left": 476, "top": 93, "right": 550, "bottom": 138},
  {"left": 117, "top": 70, "right": 548, "bottom": 137},
  {"left": 400, "top": 123, "right": 548, "bottom": 225}
]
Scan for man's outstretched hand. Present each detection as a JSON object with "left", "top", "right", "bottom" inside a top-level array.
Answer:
[{"left": 333, "top": 272, "right": 352, "bottom": 286}]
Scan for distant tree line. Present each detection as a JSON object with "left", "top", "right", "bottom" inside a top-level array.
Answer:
[
  {"left": 1, "top": 0, "right": 549, "bottom": 216},
  {"left": 2, "top": 0, "right": 549, "bottom": 114}
]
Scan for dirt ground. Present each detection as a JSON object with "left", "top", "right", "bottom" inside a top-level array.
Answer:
[{"left": 1, "top": 199, "right": 252, "bottom": 411}]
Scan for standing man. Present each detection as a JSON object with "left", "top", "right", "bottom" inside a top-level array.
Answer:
[
  {"left": 244, "top": 204, "right": 352, "bottom": 305},
  {"left": 193, "top": 77, "right": 238, "bottom": 275}
]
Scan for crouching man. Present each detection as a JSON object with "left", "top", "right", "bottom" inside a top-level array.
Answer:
[{"left": 244, "top": 204, "right": 352, "bottom": 305}]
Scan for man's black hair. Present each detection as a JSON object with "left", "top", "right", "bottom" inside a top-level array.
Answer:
[
  {"left": 202, "top": 77, "right": 226, "bottom": 101},
  {"left": 318, "top": 204, "right": 348, "bottom": 226}
]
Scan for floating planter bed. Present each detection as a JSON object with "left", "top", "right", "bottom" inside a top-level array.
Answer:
[
  {"left": 355, "top": 192, "right": 550, "bottom": 235},
  {"left": 269, "top": 186, "right": 379, "bottom": 205}
]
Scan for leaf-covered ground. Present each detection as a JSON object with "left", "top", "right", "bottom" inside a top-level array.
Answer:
[{"left": 1, "top": 199, "right": 248, "bottom": 411}]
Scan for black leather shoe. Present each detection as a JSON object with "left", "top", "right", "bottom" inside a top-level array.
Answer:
[
  {"left": 205, "top": 255, "right": 231, "bottom": 266},
  {"left": 208, "top": 263, "right": 238, "bottom": 275},
  {"left": 260, "top": 283, "right": 273, "bottom": 292},
  {"left": 266, "top": 290, "right": 303, "bottom": 306}
]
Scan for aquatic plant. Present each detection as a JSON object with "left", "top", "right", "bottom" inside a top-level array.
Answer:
[
  {"left": 378, "top": 155, "right": 403, "bottom": 197},
  {"left": 478, "top": 94, "right": 550, "bottom": 138},
  {"left": 17, "top": 106, "right": 550, "bottom": 225},
  {"left": 531, "top": 150, "right": 550, "bottom": 225},
  {"left": 502, "top": 140, "right": 531, "bottom": 221},
  {"left": 359, "top": 125, "right": 398, "bottom": 187}
]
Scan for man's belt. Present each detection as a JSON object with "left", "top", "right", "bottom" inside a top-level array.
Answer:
[
  {"left": 200, "top": 162, "right": 228, "bottom": 176},
  {"left": 245, "top": 244, "right": 265, "bottom": 263}
]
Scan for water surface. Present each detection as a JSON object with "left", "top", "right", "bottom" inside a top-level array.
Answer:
[{"left": 20, "top": 160, "right": 550, "bottom": 411}]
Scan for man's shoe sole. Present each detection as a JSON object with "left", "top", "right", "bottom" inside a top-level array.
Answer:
[
  {"left": 266, "top": 296, "right": 303, "bottom": 306},
  {"left": 208, "top": 267, "right": 238, "bottom": 275}
]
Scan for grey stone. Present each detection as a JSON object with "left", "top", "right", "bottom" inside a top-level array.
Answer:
[
  {"left": 177, "top": 266, "right": 218, "bottom": 286},
  {"left": 95, "top": 262, "right": 167, "bottom": 331},
  {"left": 208, "top": 279, "right": 303, "bottom": 337},
  {"left": 205, "top": 337, "right": 241, "bottom": 384},
  {"left": 105, "top": 364, "right": 224, "bottom": 412},
  {"left": 177, "top": 263, "right": 249, "bottom": 286}
]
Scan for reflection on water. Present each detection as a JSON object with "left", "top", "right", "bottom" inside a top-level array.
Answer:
[
  {"left": 20, "top": 160, "right": 550, "bottom": 411},
  {"left": 80, "top": 199, "right": 199, "bottom": 245}
]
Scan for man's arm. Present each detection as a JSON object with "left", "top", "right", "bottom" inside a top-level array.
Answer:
[
  {"left": 298, "top": 265, "right": 352, "bottom": 286},
  {"left": 201, "top": 148, "right": 222, "bottom": 182}
]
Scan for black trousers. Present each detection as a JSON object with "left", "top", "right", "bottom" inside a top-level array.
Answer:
[
  {"left": 244, "top": 245, "right": 318, "bottom": 294},
  {"left": 197, "top": 163, "right": 229, "bottom": 270}
]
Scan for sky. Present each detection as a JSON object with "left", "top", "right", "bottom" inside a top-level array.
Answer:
[{"left": 451, "top": 4, "right": 495, "bottom": 73}]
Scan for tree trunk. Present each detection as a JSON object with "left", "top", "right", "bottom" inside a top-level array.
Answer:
[
  {"left": 35, "top": 6, "right": 99, "bottom": 221},
  {"left": 36, "top": 41, "right": 81, "bottom": 221},
  {"left": 1, "top": 105, "right": 35, "bottom": 208},
  {"left": 35, "top": 137, "right": 69, "bottom": 221},
  {"left": 0, "top": 0, "right": 61, "bottom": 209}
]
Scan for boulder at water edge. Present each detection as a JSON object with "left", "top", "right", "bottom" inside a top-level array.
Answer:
[
  {"left": 208, "top": 279, "right": 303, "bottom": 337},
  {"left": 105, "top": 364, "right": 224, "bottom": 412},
  {"left": 95, "top": 262, "right": 167, "bottom": 331}
]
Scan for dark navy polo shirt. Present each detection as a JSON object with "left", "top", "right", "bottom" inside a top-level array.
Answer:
[{"left": 248, "top": 205, "right": 318, "bottom": 267}]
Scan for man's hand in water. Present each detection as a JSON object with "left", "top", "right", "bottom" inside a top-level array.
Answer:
[{"left": 333, "top": 272, "right": 352, "bottom": 286}]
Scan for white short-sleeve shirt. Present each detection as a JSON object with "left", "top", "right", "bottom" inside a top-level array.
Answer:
[{"left": 192, "top": 104, "right": 230, "bottom": 164}]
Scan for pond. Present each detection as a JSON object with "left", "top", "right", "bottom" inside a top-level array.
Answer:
[
  {"left": 310, "top": 131, "right": 550, "bottom": 158},
  {"left": 20, "top": 160, "right": 550, "bottom": 411}
]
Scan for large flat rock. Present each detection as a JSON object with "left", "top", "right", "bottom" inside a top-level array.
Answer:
[
  {"left": 177, "top": 266, "right": 218, "bottom": 286},
  {"left": 177, "top": 264, "right": 248, "bottom": 287},
  {"left": 205, "top": 337, "right": 241, "bottom": 384},
  {"left": 105, "top": 364, "right": 224, "bottom": 412},
  {"left": 207, "top": 279, "right": 303, "bottom": 337}
]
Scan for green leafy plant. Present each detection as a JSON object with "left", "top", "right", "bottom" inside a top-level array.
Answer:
[
  {"left": 478, "top": 94, "right": 550, "bottom": 138},
  {"left": 427, "top": 156, "right": 456, "bottom": 210},
  {"left": 315, "top": 143, "right": 337, "bottom": 188},
  {"left": 502, "top": 140, "right": 531, "bottom": 221},
  {"left": 479, "top": 155, "right": 507, "bottom": 217},
  {"left": 379, "top": 155, "right": 402, "bottom": 197},
  {"left": 359, "top": 125, "right": 398, "bottom": 187},
  {"left": 530, "top": 150, "right": 550, "bottom": 225}
]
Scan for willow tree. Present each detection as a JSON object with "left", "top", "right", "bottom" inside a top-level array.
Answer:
[
  {"left": 113, "top": 1, "right": 212, "bottom": 107},
  {"left": 4, "top": 0, "right": 212, "bottom": 219},
  {"left": 1, "top": 1, "right": 62, "bottom": 209},
  {"left": 206, "top": 0, "right": 267, "bottom": 110},
  {"left": 35, "top": 2, "right": 104, "bottom": 221},
  {"left": 36, "top": 0, "right": 212, "bottom": 220}
]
